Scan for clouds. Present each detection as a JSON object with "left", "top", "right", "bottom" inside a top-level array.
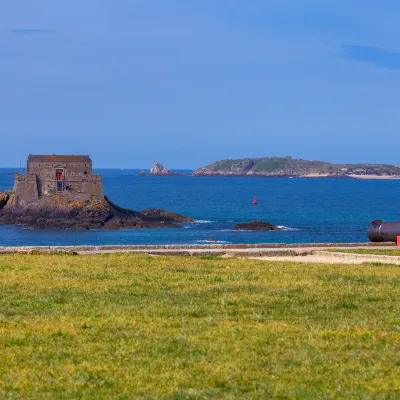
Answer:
[{"left": 341, "top": 45, "right": 400, "bottom": 71}]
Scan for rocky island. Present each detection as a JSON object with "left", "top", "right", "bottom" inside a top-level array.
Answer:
[
  {"left": 233, "top": 221, "right": 282, "bottom": 231},
  {"left": 193, "top": 156, "right": 400, "bottom": 178},
  {"left": 144, "top": 162, "right": 189, "bottom": 176},
  {"left": 0, "top": 155, "right": 194, "bottom": 230},
  {"left": 149, "top": 162, "right": 173, "bottom": 176}
]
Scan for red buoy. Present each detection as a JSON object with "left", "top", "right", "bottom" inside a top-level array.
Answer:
[{"left": 252, "top": 196, "right": 257, "bottom": 205}]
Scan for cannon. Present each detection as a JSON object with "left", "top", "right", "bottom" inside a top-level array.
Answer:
[{"left": 367, "top": 220, "right": 400, "bottom": 242}]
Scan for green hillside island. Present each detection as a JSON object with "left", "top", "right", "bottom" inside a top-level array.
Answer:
[{"left": 193, "top": 156, "right": 400, "bottom": 178}]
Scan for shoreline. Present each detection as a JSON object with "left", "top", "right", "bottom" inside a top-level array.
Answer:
[
  {"left": 348, "top": 174, "right": 400, "bottom": 180},
  {"left": 162, "top": 173, "right": 400, "bottom": 179}
]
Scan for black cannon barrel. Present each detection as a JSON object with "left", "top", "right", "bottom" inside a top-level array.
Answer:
[{"left": 368, "top": 220, "right": 400, "bottom": 242}]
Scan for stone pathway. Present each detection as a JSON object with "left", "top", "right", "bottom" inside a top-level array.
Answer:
[
  {"left": 255, "top": 250, "right": 400, "bottom": 265},
  {"left": 0, "top": 243, "right": 399, "bottom": 265}
]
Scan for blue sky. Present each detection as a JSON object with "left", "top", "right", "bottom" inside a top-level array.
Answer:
[{"left": 1, "top": 0, "right": 400, "bottom": 168}]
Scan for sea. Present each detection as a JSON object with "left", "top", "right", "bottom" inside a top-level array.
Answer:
[{"left": 0, "top": 168, "right": 399, "bottom": 246}]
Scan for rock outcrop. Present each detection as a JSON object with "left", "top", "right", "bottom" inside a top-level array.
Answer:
[
  {"left": 0, "top": 191, "right": 13, "bottom": 209},
  {"left": 150, "top": 162, "right": 173, "bottom": 176},
  {"left": 233, "top": 221, "right": 282, "bottom": 231},
  {"left": 0, "top": 190, "right": 194, "bottom": 230},
  {"left": 140, "top": 209, "right": 195, "bottom": 223},
  {"left": 231, "top": 159, "right": 254, "bottom": 173}
]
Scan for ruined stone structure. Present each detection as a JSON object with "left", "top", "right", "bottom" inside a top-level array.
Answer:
[{"left": 14, "top": 155, "right": 104, "bottom": 207}]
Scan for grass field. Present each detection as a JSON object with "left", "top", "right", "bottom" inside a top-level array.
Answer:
[
  {"left": 0, "top": 253, "right": 399, "bottom": 399},
  {"left": 328, "top": 248, "right": 400, "bottom": 257}
]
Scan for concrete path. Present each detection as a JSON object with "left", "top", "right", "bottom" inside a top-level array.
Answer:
[
  {"left": 256, "top": 250, "right": 400, "bottom": 265},
  {"left": 0, "top": 243, "right": 399, "bottom": 265}
]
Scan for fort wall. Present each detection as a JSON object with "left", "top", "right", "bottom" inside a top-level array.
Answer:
[
  {"left": 13, "top": 174, "right": 39, "bottom": 208},
  {"left": 12, "top": 156, "right": 104, "bottom": 206}
]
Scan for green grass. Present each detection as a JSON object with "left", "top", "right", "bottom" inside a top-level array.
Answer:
[
  {"left": 0, "top": 253, "right": 399, "bottom": 399},
  {"left": 328, "top": 248, "right": 400, "bottom": 257}
]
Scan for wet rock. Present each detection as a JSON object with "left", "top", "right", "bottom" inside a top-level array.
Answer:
[
  {"left": 0, "top": 190, "right": 194, "bottom": 230},
  {"left": 140, "top": 208, "right": 196, "bottom": 223},
  {"left": 233, "top": 221, "right": 282, "bottom": 231}
]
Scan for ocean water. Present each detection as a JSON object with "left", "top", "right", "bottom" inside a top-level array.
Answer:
[{"left": 0, "top": 168, "right": 399, "bottom": 246}]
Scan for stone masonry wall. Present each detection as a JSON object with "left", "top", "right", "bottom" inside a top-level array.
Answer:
[
  {"left": 26, "top": 160, "right": 102, "bottom": 196},
  {"left": 13, "top": 159, "right": 104, "bottom": 205},
  {"left": 13, "top": 174, "right": 39, "bottom": 208}
]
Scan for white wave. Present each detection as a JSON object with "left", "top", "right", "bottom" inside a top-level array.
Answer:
[
  {"left": 192, "top": 220, "right": 213, "bottom": 224},
  {"left": 215, "top": 227, "right": 300, "bottom": 232},
  {"left": 277, "top": 225, "right": 300, "bottom": 231}
]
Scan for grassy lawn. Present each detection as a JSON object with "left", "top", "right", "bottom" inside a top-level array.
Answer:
[
  {"left": 0, "top": 254, "right": 399, "bottom": 399},
  {"left": 328, "top": 248, "right": 400, "bottom": 257}
]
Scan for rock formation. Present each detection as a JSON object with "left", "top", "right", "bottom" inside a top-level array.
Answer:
[
  {"left": 0, "top": 154, "right": 194, "bottom": 230},
  {"left": 0, "top": 190, "right": 194, "bottom": 230},
  {"left": 140, "top": 209, "right": 195, "bottom": 223},
  {"left": 0, "top": 191, "right": 12, "bottom": 210},
  {"left": 233, "top": 221, "right": 282, "bottom": 231},
  {"left": 150, "top": 162, "right": 173, "bottom": 176}
]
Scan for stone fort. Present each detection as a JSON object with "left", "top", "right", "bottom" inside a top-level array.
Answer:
[{"left": 14, "top": 155, "right": 104, "bottom": 207}]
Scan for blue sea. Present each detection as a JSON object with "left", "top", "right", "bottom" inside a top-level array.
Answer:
[{"left": 0, "top": 168, "right": 399, "bottom": 246}]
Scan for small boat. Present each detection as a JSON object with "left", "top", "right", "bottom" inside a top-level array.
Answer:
[{"left": 252, "top": 196, "right": 258, "bottom": 205}]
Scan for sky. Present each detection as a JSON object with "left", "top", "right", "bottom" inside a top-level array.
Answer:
[{"left": 1, "top": 0, "right": 400, "bottom": 168}]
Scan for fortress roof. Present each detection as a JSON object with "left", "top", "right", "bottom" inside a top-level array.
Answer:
[{"left": 27, "top": 155, "right": 92, "bottom": 162}]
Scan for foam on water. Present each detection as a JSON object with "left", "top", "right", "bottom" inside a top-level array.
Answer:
[{"left": 277, "top": 225, "right": 300, "bottom": 231}]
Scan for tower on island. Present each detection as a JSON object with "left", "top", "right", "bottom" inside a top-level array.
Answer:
[{"left": 13, "top": 155, "right": 104, "bottom": 207}]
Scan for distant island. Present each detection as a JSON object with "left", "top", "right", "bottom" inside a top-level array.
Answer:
[{"left": 192, "top": 156, "right": 400, "bottom": 179}]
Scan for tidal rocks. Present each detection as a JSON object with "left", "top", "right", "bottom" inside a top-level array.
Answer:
[
  {"left": 150, "top": 162, "right": 173, "bottom": 176},
  {"left": 140, "top": 208, "right": 195, "bottom": 223},
  {"left": 0, "top": 190, "right": 193, "bottom": 230},
  {"left": 233, "top": 221, "right": 282, "bottom": 231}
]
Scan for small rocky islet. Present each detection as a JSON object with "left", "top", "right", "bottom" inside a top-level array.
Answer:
[
  {"left": 0, "top": 190, "right": 195, "bottom": 230},
  {"left": 233, "top": 221, "right": 282, "bottom": 231},
  {"left": 0, "top": 155, "right": 194, "bottom": 230}
]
